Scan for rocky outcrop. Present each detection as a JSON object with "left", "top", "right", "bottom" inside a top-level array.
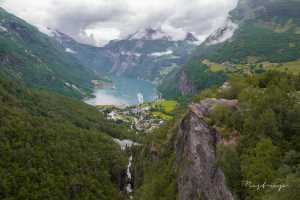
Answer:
[
  {"left": 178, "top": 71, "right": 195, "bottom": 95},
  {"left": 176, "top": 98, "right": 238, "bottom": 200}
]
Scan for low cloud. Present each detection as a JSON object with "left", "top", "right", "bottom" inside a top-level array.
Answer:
[{"left": 1, "top": 0, "right": 238, "bottom": 46}]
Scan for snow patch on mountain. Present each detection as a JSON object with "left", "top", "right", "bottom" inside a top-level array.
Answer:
[
  {"left": 151, "top": 50, "right": 173, "bottom": 57},
  {"left": 37, "top": 26, "right": 56, "bottom": 37},
  {"left": 186, "top": 39, "right": 203, "bottom": 46},
  {"left": 37, "top": 26, "right": 73, "bottom": 45},
  {"left": 0, "top": 25, "right": 7, "bottom": 32},
  {"left": 121, "top": 51, "right": 142, "bottom": 57},
  {"left": 65, "top": 48, "right": 77, "bottom": 54}
]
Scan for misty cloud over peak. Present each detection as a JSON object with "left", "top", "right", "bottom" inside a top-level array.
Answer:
[{"left": 1, "top": 0, "right": 238, "bottom": 46}]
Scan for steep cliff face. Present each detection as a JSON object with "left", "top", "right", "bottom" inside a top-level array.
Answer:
[
  {"left": 176, "top": 99, "right": 238, "bottom": 200},
  {"left": 178, "top": 71, "right": 195, "bottom": 95}
]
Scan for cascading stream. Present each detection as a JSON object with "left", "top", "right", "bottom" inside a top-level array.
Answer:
[
  {"left": 113, "top": 138, "right": 139, "bottom": 199},
  {"left": 126, "top": 155, "right": 133, "bottom": 199}
]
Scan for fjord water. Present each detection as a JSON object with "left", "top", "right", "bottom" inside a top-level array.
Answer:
[{"left": 85, "top": 76, "right": 157, "bottom": 106}]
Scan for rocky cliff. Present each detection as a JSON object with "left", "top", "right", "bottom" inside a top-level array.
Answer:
[
  {"left": 176, "top": 98, "right": 238, "bottom": 200},
  {"left": 178, "top": 71, "right": 195, "bottom": 95}
]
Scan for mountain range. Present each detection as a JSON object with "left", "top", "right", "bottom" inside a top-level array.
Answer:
[
  {"left": 0, "top": 6, "right": 199, "bottom": 98},
  {"left": 50, "top": 27, "right": 199, "bottom": 84},
  {"left": 0, "top": 1, "right": 300, "bottom": 200}
]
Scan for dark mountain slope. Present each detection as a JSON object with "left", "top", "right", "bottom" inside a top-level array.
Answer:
[
  {"left": 52, "top": 30, "right": 113, "bottom": 74},
  {"left": 0, "top": 7, "right": 98, "bottom": 98}
]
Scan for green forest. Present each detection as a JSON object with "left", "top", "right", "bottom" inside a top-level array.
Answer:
[
  {"left": 197, "top": 71, "right": 300, "bottom": 200},
  {"left": 132, "top": 71, "right": 300, "bottom": 200},
  {"left": 0, "top": 74, "right": 139, "bottom": 200}
]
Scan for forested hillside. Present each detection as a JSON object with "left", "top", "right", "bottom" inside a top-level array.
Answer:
[
  {"left": 134, "top": 71, "right": 300, "bottom": 200},
  {"left": 0, "top": 74, "right": 136, "bottom": 200},
  {"left": 202, "top": 71, "right": 300, "bottom": 200},
  {"left": 0, "top": 8, "right": 98, "bottom": 98},
  {"left": 160, "top": 0, "right": 300, "bottom": 98},
  {"left": 198, "top": 0, "right": 300, "bottom": 63}
]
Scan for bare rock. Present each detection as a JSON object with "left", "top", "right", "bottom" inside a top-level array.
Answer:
[
  {"left": 178, "top": 71, "right": 195, "bottom": 95},
  {"left": 176, "top": 98, "right": 237, "bottom": 200}
]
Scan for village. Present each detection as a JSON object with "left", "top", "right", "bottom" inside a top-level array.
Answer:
[{"left": 96, "top": 99, "right": 177, "bottom": 133}]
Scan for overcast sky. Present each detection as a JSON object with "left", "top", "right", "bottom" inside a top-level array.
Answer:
[{"left": 1, "top": 0, "right": 238, "bottom": 46}]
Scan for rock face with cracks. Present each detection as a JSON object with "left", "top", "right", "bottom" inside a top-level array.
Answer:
[{"left": 176, "top": 98, "right": 238, "bottom": 200}]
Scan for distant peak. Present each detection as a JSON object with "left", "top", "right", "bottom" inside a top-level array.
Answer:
[
  {"left": 128, "top": 27, "right": 172, "bottom": 41},
  {"left": 145, "top": 27, "right": 157, "bottom": 35},
  {"left": 184, "top": 32, "right": 198, "bottom": 42}
]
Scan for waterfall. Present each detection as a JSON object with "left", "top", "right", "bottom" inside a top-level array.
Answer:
[
  {"left": 126, "top": 155, "right": 133, "bottom": 198},
  {"left": 112, "top": 138, "right": 140, "bottom": 199}
]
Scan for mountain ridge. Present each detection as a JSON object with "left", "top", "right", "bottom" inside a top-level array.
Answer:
[
  {"left": 49, "top": 26, "right": 199, "bottom": 83},
  {"left": 0, "top": 7, "right": 99, "bottom": 98}
]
